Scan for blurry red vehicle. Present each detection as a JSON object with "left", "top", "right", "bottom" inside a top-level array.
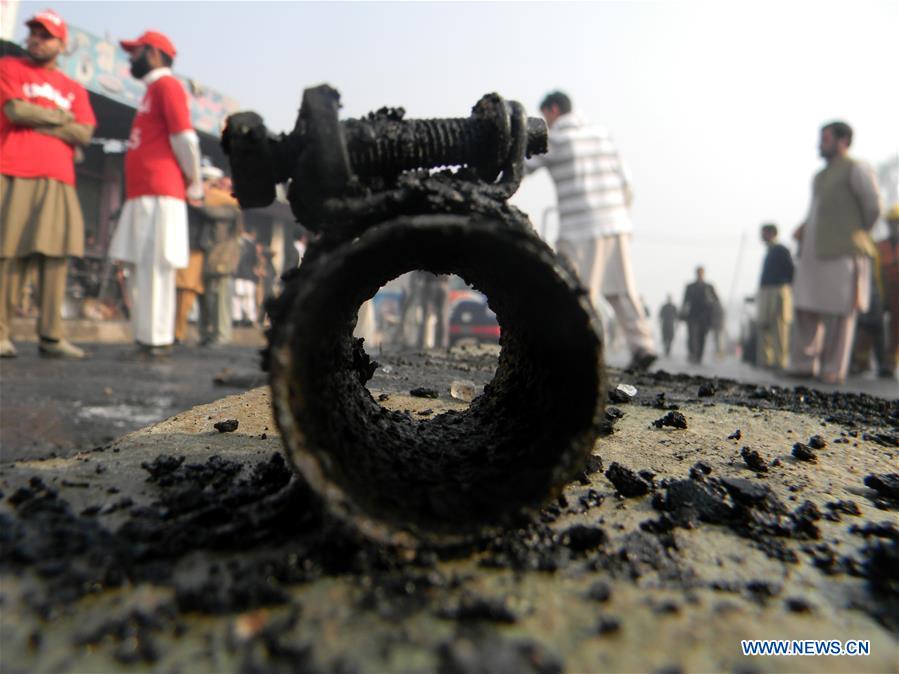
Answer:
[{"left": 447, "top": 278, "right": 500, "bottom": 346}]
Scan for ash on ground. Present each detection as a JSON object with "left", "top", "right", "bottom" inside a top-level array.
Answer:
[{"left": 1, "top": 354, "right": 897, "bottom": 673}]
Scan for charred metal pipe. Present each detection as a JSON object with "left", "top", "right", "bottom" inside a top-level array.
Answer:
[
  {"left": 223, "top": 86, "right": 605, "bottom": 548},
  {"left": 266, "top": 214, "right": 605, "bottom": 547},
  {"left": 222, "top": 85, "right": 547, "bottom": 234}
]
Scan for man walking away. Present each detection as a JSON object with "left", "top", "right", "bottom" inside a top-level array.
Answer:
[
  {"left": 526, "top": 91, "right": 657, "bottom": 371},
  {"left": 789, "top": 121, "right": 881, "bottom": 385},
  {"left": 681, "top": 266, "right": 718, "bottom": 364},
  {"left": 109, "top": 31, "right": 203, "bottom": 359},
  {"left": 658, "top": 295, "right": 678, "bottom": 356},
  {"left": 0, "top": 9, "right": 95, "bottom": 359},
  {"left": 756, "top": 223, "right": 794, "bottom": 370}
]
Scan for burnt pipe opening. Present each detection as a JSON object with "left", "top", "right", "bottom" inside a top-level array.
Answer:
[{"left": 269, "top": 215, "right": 605, "bottom": 545}]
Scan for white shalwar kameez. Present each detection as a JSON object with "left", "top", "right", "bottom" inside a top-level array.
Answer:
[{"left": 109, "top": 196, "right": 189, "bottom": 346}]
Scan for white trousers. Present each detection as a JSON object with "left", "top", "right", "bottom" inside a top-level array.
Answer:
[
  {"left": 124, "top": 260, "right": 177, "bottom": 346},
  {"left": 790, "top": 308, "right": 857, "bottom": 382},
  {"left": 232, "top": 279, "right": 258, "bottom": 323},
  {"left": 557, "top": 233, "right": 655, "bottom": 354},
  {"left": 110, "top": 196, "right": 188, "bottom": 347}
]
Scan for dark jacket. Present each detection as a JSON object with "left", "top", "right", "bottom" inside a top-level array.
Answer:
[
  {"left": 235, "top": 237, "right": 258, "bottom": 281},
  {"left": 760, "top": 243, "right": 794, "bottom": 287},
  {"left": 659, "top": 301, "right": 678, "bottom": 333},
  {"left": 682, "top": 281, "right": 718, "bottom": 321}
]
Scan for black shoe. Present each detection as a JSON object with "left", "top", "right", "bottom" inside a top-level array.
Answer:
[{"left": 627, "top": 349, "right": 657, "bottom": 372}]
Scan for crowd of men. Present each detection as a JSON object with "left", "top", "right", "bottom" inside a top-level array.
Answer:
[
  {"left": 1, "top": 10, "right": 895, "bottom": 385},
  {"left": 740, "top": 123, "right": 895, "bottom": 385},
  {"left": 754, "top": 201, "right": 899, "bottom": 384},
  {"left": 526, "top": 91, "right": 895, "bottom": 385},
  {"left": 0, "top": 10, "right": 301, "bottom": 361}
]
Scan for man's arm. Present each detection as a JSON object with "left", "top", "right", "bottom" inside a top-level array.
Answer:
[
  {"left": 614, "top": 145, "right": 634, "bottom": 207},
  {"left": 201, "top": 204, "right": 239, "bottom": 222},
  {"left": 169, "top": 130, "right": 204, "bottom": 202},
  {"left": 3, "top": 98, "right": 72, "bottom": 127},
  {"left": 156, "top": 78, "right": 204, "bottom": 202},
  {"left": 777, "top": 245, "right": 795, "bottom": 277},
  {"left": 849, "top": 162, "right": 882, "bottom": 230},
  {"left": 36, "top": 122, "right": 94, "bottom": 147},
  {"left": 681, "top": 286, "right": 692, "bottom": 317}
]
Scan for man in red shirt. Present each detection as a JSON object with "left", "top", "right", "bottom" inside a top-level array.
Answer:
[
  {"left": 0, "top": 9, "right": 95, "bottom": 358},
  {"left": 108, "top": 30, "right": 203, "bottom": 358}
]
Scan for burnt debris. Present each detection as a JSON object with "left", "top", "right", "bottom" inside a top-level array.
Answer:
[
  {"left": 222, "top": 85, "right": 606, "bottom": 546},
  {"left": 652, "top": 411, "right": 688, "bottom": 430},
  {"left": 213, "top": 419, "right": 239, "bottom": 433},
  {"left": 605, "top": 462, "right": 653, "bottom": 498},
  {"left": 740, "top": 447, "right": 769, "bottom": 473}
]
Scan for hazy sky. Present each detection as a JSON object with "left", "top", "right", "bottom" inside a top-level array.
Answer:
[{"left": 10, "top": 0, "right": 899, "bottom": 322}]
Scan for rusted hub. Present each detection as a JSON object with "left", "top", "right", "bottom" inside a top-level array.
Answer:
[{"left": 268, "top": 215, "right": 606, "bottom": 547}]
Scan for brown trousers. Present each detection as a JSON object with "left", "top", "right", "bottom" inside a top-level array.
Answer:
[
  {"left": 174, "top": 251, "right": 205, "bottom": 342},
  {"left": 174, "top": 289, "right": 199, "bottom": 342},
  {"left": 0, "top": 255, "right": 68, "bottom": 341},
  {"left": 756, "top": 284, "right": 793, "bottom": 369}
]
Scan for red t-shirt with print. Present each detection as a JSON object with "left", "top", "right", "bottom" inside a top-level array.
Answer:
[
  {"left": 124, "top": 73, "right": 193, "bottom": 200},
  {"left": 0, "top": 56, "right": 96, "bottom": 186}
]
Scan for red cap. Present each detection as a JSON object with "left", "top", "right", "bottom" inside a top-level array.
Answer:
[
  {"left": 119, "top": 30, "right": 177, "bottom": 59},
  {"left": 26, "top": 9, "right": 68, "bottom": 43}
]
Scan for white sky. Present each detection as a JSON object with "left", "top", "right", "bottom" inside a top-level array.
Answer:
[{"left": 10, "top": 0, "right": 899, "bottom": 320}]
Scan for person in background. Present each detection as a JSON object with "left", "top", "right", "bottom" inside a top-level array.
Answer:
[
  {"left": 397, "top": 271, "right": 449, "bottom": 349},
  {"left": 0, "top": 9, "right": 95, "bottom": 359},
  {"left": 756, "top": 223, "right": 794, "bottom": 370},
  {"left": 256, "top": 242, "right": 276, "bottom": 327},
  {"left": 877, "top": 204, "right": 899, "bottom": 378},
  {"left": 789, "top": 121, "right": 881, "bottom": 384},
  {"left": 418, "top": 273, "right": 450, "bottom": 349},
  {"left": 681, "top": 266, "right": 718, "bottom": 364},
  {"left": 108, "top": 30, "right": 203, "bottom": 359},
  {"left": 282, "top": 228, "right": 307, "bottom": 271},
  {"left": 525, "top": 90, "right": 657, "bottom": 371},
  {"left": 173, "top": 164, "right": 223, "bottom": 345},
  {"left": 199, "top": 174, "right": 242, "bottom": 346},
  {"left": 849, "top": 252, "right": 888, "bottom": 378},
  {"left": 658, "top": 295, "right": 678, "bottom": 356},
  {"left": 232, "top": 229, "right": 259, "bottom": 326}
]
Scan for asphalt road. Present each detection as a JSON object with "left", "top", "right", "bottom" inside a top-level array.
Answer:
[
  {"left": 0, "top": 340, "right": 501, "bottom": 462},
  {"left": 0, "top": 342, "right": 267, "bottom": 462},
  {"left": 1, "top": 338, "right": 894, "bottom": 462},
  {"left": 606, "top": 342, "right": 898, "bottom": 399}
]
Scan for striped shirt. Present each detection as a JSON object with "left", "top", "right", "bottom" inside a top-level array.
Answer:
[{"left": 527, "top": 113, "right": 632, "bottom": 241}]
